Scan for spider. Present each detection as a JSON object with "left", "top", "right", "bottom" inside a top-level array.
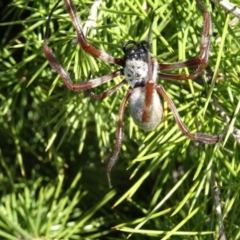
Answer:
[{"left": 43, "top": 0, "right": 226, "bottom": 188}]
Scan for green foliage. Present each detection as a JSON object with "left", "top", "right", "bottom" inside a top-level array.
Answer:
[
  {"left": 0, "top": 0, "right": 240, "bottom": 239},
  {"left": 0, "top": 172, "right": 116, "bottom": 239}
]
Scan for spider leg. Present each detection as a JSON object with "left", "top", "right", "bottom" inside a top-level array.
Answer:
[
  {"left": 156, "top": 84, "right": 226, "bottom": 143},
  {"left": 106, "top": 88, "right": 132, "bottom": 188},
  {"left": 64, "top": 0, "right": 124, "bottom": 66},
  {"left": 158, "top": 0, "right": 212, "bottom": 81},
  {"left": 142, "top": 58, "right": 158, "bottom": 122},
  {"left": 85, "top": 79, "right": 127, "bottom": 100},
  {"left": 43, "top": 42, "right": 123, "bottom": 91}
]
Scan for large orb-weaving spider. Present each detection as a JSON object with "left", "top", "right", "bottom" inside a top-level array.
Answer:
[{"left": 43, "top": 0, "right": 226, "bottom": 187}]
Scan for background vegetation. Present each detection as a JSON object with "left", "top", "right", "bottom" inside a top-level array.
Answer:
[{"left": 0, "top": 0, "right": 240, "bottom": 239}]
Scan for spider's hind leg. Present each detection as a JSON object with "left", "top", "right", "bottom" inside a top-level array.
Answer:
[
  {"left": 156, "top": 84, "right": 227, "bottom": 144},
  {"left": 106, "top": 89, "right": 132, "bottom": 188}
]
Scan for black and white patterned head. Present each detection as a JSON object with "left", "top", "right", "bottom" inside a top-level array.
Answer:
[
  {"left": 122, "top": 40, "right": 150, "bottom": 62},
  {"left": 122, "top": 41, "right": 151, "bottom": 88}
]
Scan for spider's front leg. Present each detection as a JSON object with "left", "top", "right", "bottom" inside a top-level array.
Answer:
[
  {"left": 43, "top": 13, "right": 124, "bottom": 91},
  {"left": 43, "top": 41, "right": 123, "bottom": 91},
  {"left": 158, "top": 0, "right": 212, "bottom": 81},
  {"left": 43, "top": 0, "right": 125, "bottom": 92},
  {"left": 156, "top": 84, "right": 226, "bottom": 143},
  {"left": 63, "top": 0, "right": 124, "bottom": 66}
]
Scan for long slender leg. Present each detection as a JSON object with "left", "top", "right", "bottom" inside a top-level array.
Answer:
[
  {"left": 64, "top": 0, "right": 124, "bottom": 66},
  {"left": 142, "top": 58, "right": 158, "bottom": 122},
  {"left": 158, "top": 0, "right": 212, "bottom": 80},
  {"left": 156, "top": 84, "right": 226, "bottom": 143},
  {"left": 43, "top": 41, "right": 123, "bottom": 91},
  {"left": 141, "top": 10, "right": 156, "bottom": 123},
  {"left": 106, "top": 88, "right": 132, "bottom": 188},
  {"left": 85, "top": 79, "right": 127, "bottom": 100}
]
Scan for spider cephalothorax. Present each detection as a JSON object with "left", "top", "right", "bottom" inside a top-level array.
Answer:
[
  {"left": 43, "top": 0, "right": 226, "bottom": 187},
  {"left": 122, "top": 40, "right": 150, "bottom": 62},
  {"left": 122, "top": 41, "right": 151, "bottom": 88}
]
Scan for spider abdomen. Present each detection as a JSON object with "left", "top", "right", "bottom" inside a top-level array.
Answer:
[{"left": 130, "top": 87, "right": 163, "bottom": 131}]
